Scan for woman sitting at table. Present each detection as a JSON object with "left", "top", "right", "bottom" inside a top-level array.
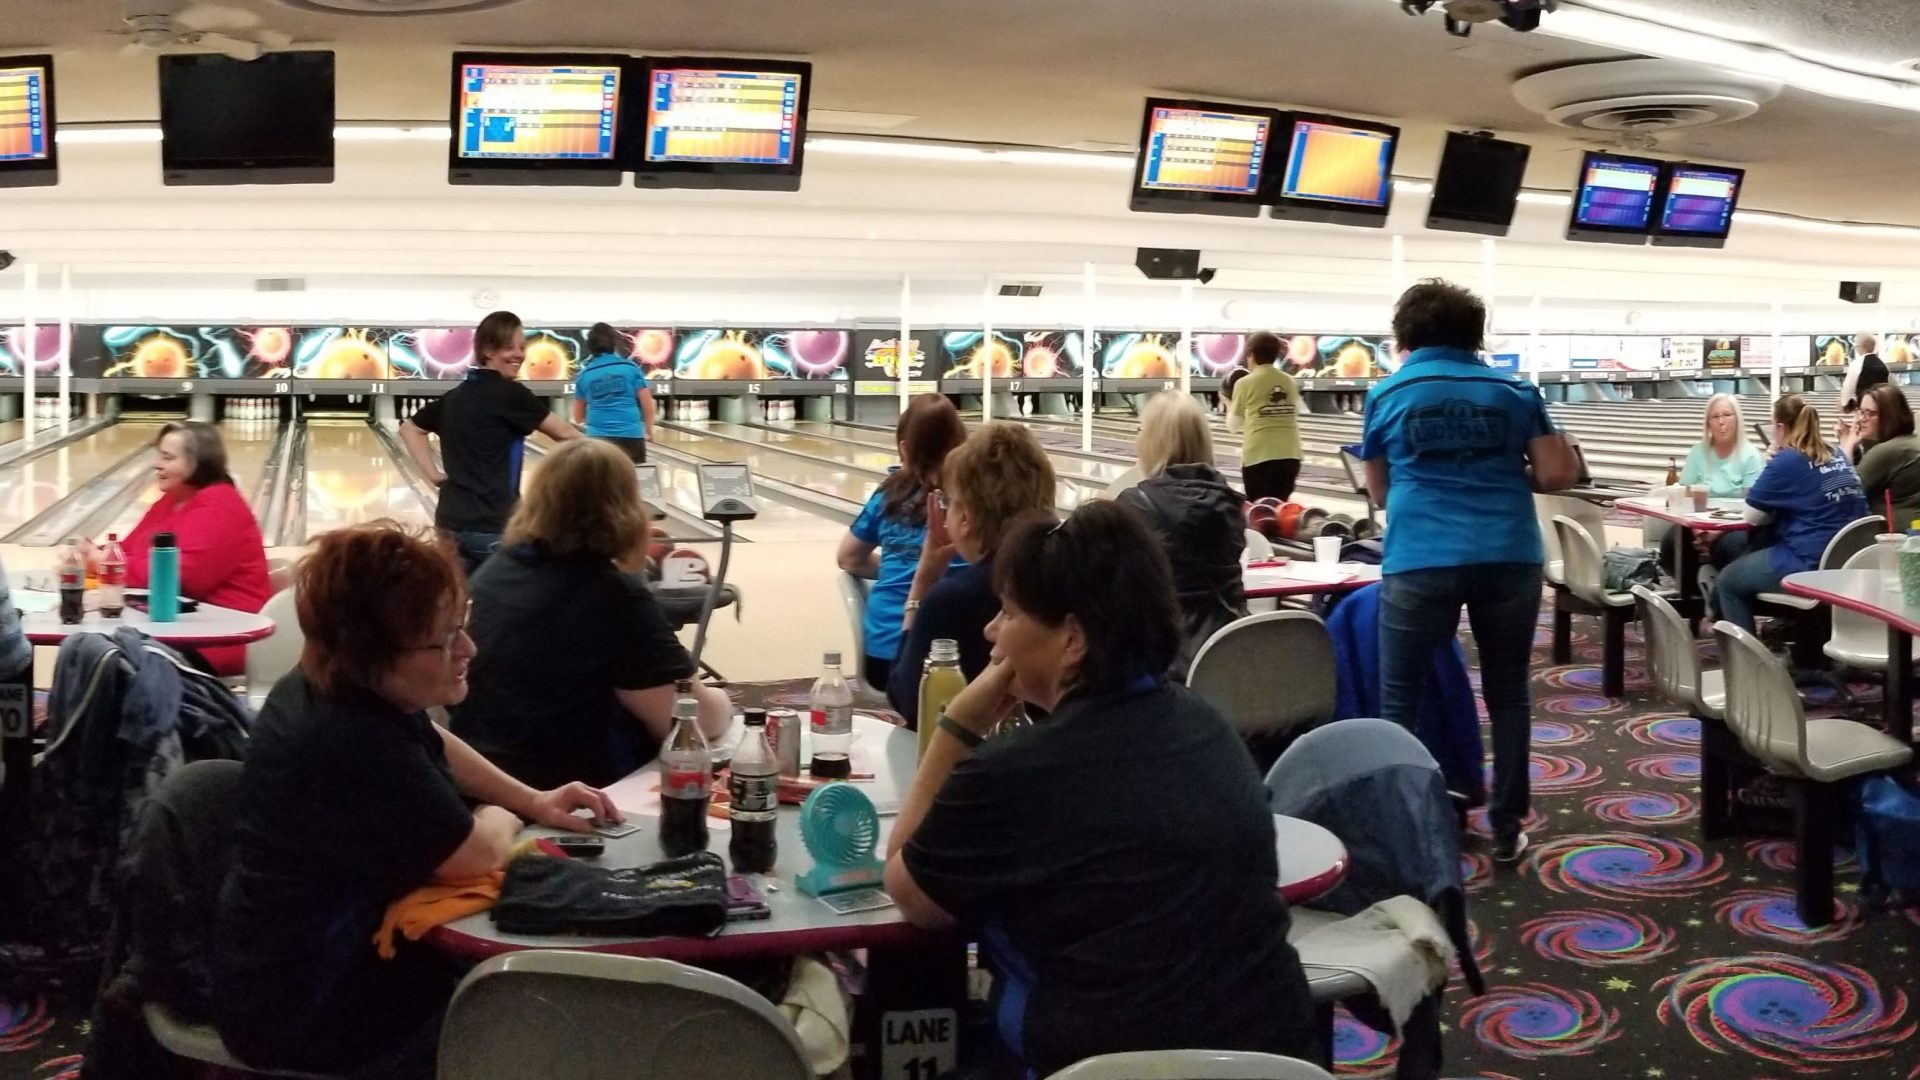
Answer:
[
  {"left": 82, "top": 420, "right": 270, "bottom": 674},
  {"left": 884, "top": 500, "right": 1317, "bottom": 1078},
  {"left": 1844, "top": 383, "right": 1920, "bottom": 529},
  {"left": 838, "top": 394, "right": 968, "bottom": 691},
  {"left": 212, "top": 522, "right": 617, "bottom": 1080},
  {"left": 1118, "top": 392, "right": 1247, "bottom": 673},
  {"left": 1659, "top": 393, "right": 1768, "bottom": 577},
  {"left": 1715, "top": 395, "right": 1869, "bottom": 632},
  {"left": 888, "top": 421, "right": 1056, "bottom": 728},
  {"left": 451, "top": 438, "right": 731, "bottom": 790}
]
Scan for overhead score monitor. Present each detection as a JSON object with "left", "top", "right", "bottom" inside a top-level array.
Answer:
[
  {"left": 0, "top": 54, "right": 56, "bottom": 188},
  {"left": 1129, "top": 98, "right": 1281, "bottom": 218},
  {"left": 1567, "top": 150, "right": 1662, "bottom": 245},
  {"left": 1268, "top": 112, "right": 1399, "bottom": 228},
  {"left": 448, "top": 52, "right": 626, "bottom": 186},
  {"left": 1652, "top": 162, "right": 1745, "bottom": 249},
  {"left": 629, "top": 57, "right": 810, "bottom": 191},
  {"left": 159, "top": 51, "right": 336, "bottom": 186},
  {"left": 1425, "top": 131, "right": 1530, "bottom": 237}
]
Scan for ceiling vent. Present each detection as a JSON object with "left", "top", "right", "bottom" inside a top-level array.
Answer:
[
  {"left": 268, "top": 0, "right": 531, "bottom": 14},
  {"left": 998, "top": 283, "right": 1043, "bottom": 298},
  {"left": 255, "top": 277, "right": 306, "bottom": 292},
  {"left": 1512, "top": 59, "right": 1784, "bottom": 135}
]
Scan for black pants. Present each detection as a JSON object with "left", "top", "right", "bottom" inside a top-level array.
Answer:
[
  {"left": 1242, "top": 458, "right": 1301, "bottom": 503},
  {"left": 598, "top": 435, "right": 647, "bottom": 464},
  {"left": 862, "top": 654, "right": 893, "bottom": 693}
]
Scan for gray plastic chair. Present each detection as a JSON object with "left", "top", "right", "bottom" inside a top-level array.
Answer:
[
  {"left": 438, "top": 951, "right": 812, "bottom": 1080},
  {"left": 243, "top": 587, "right": 302, "bottom": 710},
  {"left": 1754, "top": 515, "right": 1884, "bottom": 669},
  {"left": 1633, "top": 585, "right": 1731, "bottom": 836},
  {"left": 838, "top": 571, "right": 870, "bottom": 670},
  {"left": 1822, "top": 543, "right": 1920, "bottom": 673},
  {"left": 1534, "top": 493, "right": 1608, "bottom": 589},
  {"left": 1551, "top": 515, "right": 1636, "bottom": 696},
  {"left": 1046, "top": 1050, "right": 1334, "bottom": 1080},
  {"left": 1188, "top": 611, "right": 1335, "bottom": 746},
  {"left": 143, "top": 1003, "right": 337, "bottom": 1079},
  {"left": 1713, "top": 620, "right": 1913, "bottom": 927}
]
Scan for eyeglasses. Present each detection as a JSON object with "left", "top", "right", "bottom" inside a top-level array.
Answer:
[
  {"left": 409, "top": 600, "right": 473, "bottom": 659},
  {"left": 933, "top": 490, "right": 951, "bottom": 512}
]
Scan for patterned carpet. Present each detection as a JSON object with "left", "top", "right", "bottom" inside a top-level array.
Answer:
[{"left": 4, "top": 620, "right": 1920, "bottom": 1079}]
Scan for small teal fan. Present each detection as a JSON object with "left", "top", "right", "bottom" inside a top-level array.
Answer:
[{"left": 796, "top": 782, "right": 885, "bottom": 897}]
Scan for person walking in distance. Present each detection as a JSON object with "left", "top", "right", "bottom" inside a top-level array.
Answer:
[
  {"left": 1227, "top": 332, "right": 1304, "bottom": 502},
  {"left": 401, "top": 311, "right": 582, "bottom": 574},
  {"left": 572, "top": 322, "right": 655, "bottom": 464},
  {"left": 1842, "top": 333, "right": 1889, "bottom": 414},
  {"left": 1359, "top": 280, "right": 1580, "bottom": 864}
]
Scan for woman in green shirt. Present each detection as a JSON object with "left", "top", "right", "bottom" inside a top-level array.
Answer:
[
  {"left": 1663, "top": 393, "right": 1766, "bottom": 576},
  {"left": 1849, "top": 384, "right": 1920, "bottom": 530}
]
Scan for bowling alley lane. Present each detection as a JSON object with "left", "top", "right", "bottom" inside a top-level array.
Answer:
[
  {"left": 651, "top": 425, "right": 883, "bottom": 509},
  {"left": 300, "top": 419, "right": 436, "bottom": 533},
  {"left": 792, "top": 419, "right": 1138, "bottom": 484},
  {"left": 97, "top": 419, "right": 281, "bottom": 538},
  {"left": 0, "top": 422, "right": 169, "bottom": 537}
]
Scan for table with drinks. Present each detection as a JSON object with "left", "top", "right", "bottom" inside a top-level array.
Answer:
[
  {"left": 1782, "top": 565, "right": 1920, "bottom": 742},
  {"left": 1615, "top": 491, "right": 1751, "bottom": 612},
  {"left": 22, "top": 532, "right": 276, "bottom": 648}
]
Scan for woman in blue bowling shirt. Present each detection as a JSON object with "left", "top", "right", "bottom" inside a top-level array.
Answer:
[
  {"left": 837, "top": 395, "right": 968, "bottom": 690},
  {"left": 572, "top": 322, "right": 655, "bottom": 464}
]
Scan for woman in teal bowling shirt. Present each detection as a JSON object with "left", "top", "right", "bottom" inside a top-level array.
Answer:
[
  {"left": 572, "top": 323, "right": 655, "bottom": 463},
  {"left": 837, "top": 395, "right": 968, "bottom": 689}
]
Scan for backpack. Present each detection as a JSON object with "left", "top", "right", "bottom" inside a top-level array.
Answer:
[{"left": 1855, "top": 775, "right": 1920, "bottom": 896}]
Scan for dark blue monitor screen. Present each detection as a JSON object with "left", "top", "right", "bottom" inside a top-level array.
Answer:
[{"left": 1661, "top": 166, "right": 1742, "bottom": 235}]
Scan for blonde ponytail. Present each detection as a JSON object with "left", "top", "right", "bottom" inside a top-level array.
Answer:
[{"left": 1773, "top": 395, "right": 1832, "bottom": 464}]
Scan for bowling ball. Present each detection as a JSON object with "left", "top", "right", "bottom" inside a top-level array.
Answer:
[
  {"left": 1276, "top": 502, "right": 1309, "bottom": 540},
  {"left": 967, "top": 341, "right": 1017, "bottom": 379},
  {"left": 1823, "top": 340, "right": 1847, "bottom": 365},
  {"left": 130, "top": 336, "right": 191, "bottom": 379},
  {"left": 1111, "top": 342, "right": 1177, "bottom": 379},
  {"left": 631, "top": 328, "right": 674, "bottom": 368},
  {"left": 520, "top": 337, "right": 572, "bottom": 381},
  {"left": 1195, "top": 333, "right": 1244, "bottom": 371},
  {"left": 1286, "top": 335, "right": 1318, "bottom": 368},
  {"left": 1888, "top": 341, "right": 1914, "bottom": 366},
  {"left": 4, "top": 324, "right": 63, "bottom": 370},
  {"left": 250, "top": 327, "right": 293, "bottom": 367},
  {"left": 1025, "top": 345, "right": 1063, "bottom": 378},
  {"left": 1254, "top": 497, "right": 1284, "bottom": 511},
  {"left": 1334, "top": 343, "right": 1374, "bottom": 379},
  {"left": 789, "top": 330, "right": 849, "bottom": 375},
  {"left": 1246, "top": 503, "right": 1280, "bottom": 538},
  {"left": 418, "top": 327, "right": 476, "bottom": 372},
  {"left": 307, "top": 337, "right": 391, "bottom": 380},
  {"left": 686, "top": 339, "right": 767, "bottom": 381}
]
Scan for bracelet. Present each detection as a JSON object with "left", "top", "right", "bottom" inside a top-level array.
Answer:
[
  {"left": 904, "top": 600, "right": 922, "bottom": 613},
  {"left": 936, "top": 713, "right": 984, "bottom": 749}
]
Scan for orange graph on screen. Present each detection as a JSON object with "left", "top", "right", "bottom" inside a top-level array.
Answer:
[
  {"left": 0, "top": 67, "right": 48, "bottom": 162},
  {"left": 1290, "top": 127, "right": 1387, "bottom": 203}
]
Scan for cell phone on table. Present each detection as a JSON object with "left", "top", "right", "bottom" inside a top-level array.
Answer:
[
  {"left": 593, "top": 819, "right": 641, "bottom": 839},
  {"left": 725, "top": 874, "right": 771, "bottom": 921},
  {"left": 553, "top": 835, "right": 605, "bottom": 859},
  {"left": 125, "top": 593, "right": 200, "bottom": 614}
]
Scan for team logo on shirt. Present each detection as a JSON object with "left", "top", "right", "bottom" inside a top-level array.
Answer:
[
  {"left": 1256, "top": 387, "right": 1297, "bottom": 419},
  {"left": 1406, "top": 399, "right": 1511, "bottom": 463}
]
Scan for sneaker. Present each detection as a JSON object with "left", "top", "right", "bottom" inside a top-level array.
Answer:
[{"left": 1493, "top": 831, "right": 1531, "bottom": 864}]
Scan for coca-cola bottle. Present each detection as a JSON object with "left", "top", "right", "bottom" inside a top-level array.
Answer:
[
  {"left": 728, "top": 709, "right": 779, "bottom": 874},
  {"left": 98, "top": 534, "right": 126, "bottom": 619},
  {"left": 659, "top": 692, "right": 712, "bottom": 858}
]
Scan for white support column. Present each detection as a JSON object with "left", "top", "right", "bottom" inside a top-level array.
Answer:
[
  {"left": 1771, "top": 292, "right": 1784, "bottom": 404},
  {"left": 1178, "top": 281, "right": 1194, "bottom": 396},
  {"left": 22, "top": 263, "right": 36, "bottom": 442},
  {"left": 1081, "top": 262, "right": 1095, "bottom": 453},
  {"left": 1480, "top": 237, "right": 1498, "bottom": 349},
  {"left": 58, "top": 263, "right": 72, "bottom": 434},
  {"left": 1529, "top": 294, "right": 1543, "bottom": 387},
  {"left": 981, "top": 277, "right": 994, "bottom": 423},
  {"left": 1390, "top": 235, "right": 1406, "bottom": 300},
  {"left": 897, "top": 275, "right": 912, "bottom": 410}
]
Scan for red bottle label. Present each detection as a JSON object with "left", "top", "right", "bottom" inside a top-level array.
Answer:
[
  {"left": 810, "top": 708, "right": 827, "bottom": 730},
  {"left": 663, "top": 766, "right": 708, "bottom": 798}
]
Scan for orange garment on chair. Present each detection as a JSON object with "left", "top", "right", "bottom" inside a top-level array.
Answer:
[{"left": 373, "top": 871, "right": 503, "bottom": 960}]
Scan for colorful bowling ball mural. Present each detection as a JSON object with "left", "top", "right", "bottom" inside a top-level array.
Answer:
[
  {"left": 295, "top": 328, "right": 395, "bottom": 380},
  {"left": 1193, "top": 333, "right": 1246, "bottom": 376},
  {"left": 676, "top": 329, "right": 773, "bottom": 381},
  {"left": 626, "top": 328, "right": 676, "bottom": 372},
  {"left": 944, "top": 330, "right": 1085, "bottom": 379},
  {"left": 1100, "top": 333, "right": 1181, "bottom": 379},
  {"left": 102, "top": 326, "right": 202, "bottom": 379},
  {"left": 0, "top": 324, "right": 65, "bottom": 375},
  {"left": 519, "top": 331, "right": 578, "bottom": 381}
]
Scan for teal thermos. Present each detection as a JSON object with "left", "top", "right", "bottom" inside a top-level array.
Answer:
[{"left": 149, "top": 531, "right": 179, "bottom": 623}]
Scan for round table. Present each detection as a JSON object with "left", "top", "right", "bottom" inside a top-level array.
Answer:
[
  {"left": 16, "top": 593, "right": 276, "bottom": 649},
  {"left": 1274, "top": 816, "right": 1349, "bottom": 905}
]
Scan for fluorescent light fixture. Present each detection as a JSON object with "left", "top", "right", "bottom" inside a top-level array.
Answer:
[
  {"left": 806, "top": 136, "right": 1130, "bottom": 169},
  {"left": 1392, "top": 179, "right": 1433, "bottom": 194},
  {"left": 1517, "top": 191, "right": 1573, "bottom": 207},
  {"left": 334, "top": 124, "right": 453, "bottom": 142},
  {"left": 56, "top": 124, "right": 455, "bottom": 144},
  {"left": 55, "top": 127, "right": 163, "bottom": 145}
]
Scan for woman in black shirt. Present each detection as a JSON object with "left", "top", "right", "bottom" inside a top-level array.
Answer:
[
  {"left": 452, "top": 438, "right": 732, "bottom": 789},
  {"left": 884, "top": 501, "right": 1318, "bottom": 1078},
  {"left": 213, "top": 523, "right": 618, "bottom": 1079}
]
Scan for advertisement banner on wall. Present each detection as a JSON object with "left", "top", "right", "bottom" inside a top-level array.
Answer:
[
  {"left": 1739, "top": 336, "right": 1773, "bottom": 370},
  {"left": 1705, "top": 338, "right": 1742, "bottom": 370},
  {"left": 1661, "top": 337, "right": 1705, "bottom": 368}
]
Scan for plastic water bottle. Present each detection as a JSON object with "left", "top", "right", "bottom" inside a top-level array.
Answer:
[
  {"left": 660, "top": 691, "right": 712, "bottom": 857},
  {"left": 98, "top": 533, "right": 126, "bottom": 619},
  {"left": 808, "top": 650, "right": 854, "bottom": 779},
  {"left": 58, "top": 540, "right": 84, "bottom": 626},
  {"left": 728, "top": 709, "right": 779, "bottom": 874},
  {"left": 149, "top": 531, "right": 180, "bottom": 623}
]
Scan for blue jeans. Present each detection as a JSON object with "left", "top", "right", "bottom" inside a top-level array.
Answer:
[
  {"left": 1379, "top": 563, "right": 1544, "bottom": 846},
  {"left": 1714, "top": 546, "right": 1785, "bottom": 632},
  {"left": 447, "top": 530, "right": 502, "bottom": 576}
]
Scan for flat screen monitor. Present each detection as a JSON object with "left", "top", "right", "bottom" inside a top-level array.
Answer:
[
  {"left": 1652, "top": 162, "right": 1744, "bottom": 248},
  {"left": 628, "top": 58, "right": 810, "bottom": 191},
  {"left": 1129, "top": 98, "right": 1280, "bottom": 218},
  {"left": 1268, "top": 112, "right": 1399, "bottom": 228},
  {"left": 448, "top": 53, "right": 626, "bottom": 187},
  {"left": 1426, "top": 131, "right": 1530, "bottom": 236},
  {"left": 1567, "top": 150, "right": 1661, "bottom": 244},
  {"left": 0, "top": 55, "right": 57, "bottom": 188},
  {"left": 159, "top": 51, "right": 335, "bottom": 186}
]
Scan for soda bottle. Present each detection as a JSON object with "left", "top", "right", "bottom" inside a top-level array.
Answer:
[
  {"left": 98, "top": 533, "right": 126, "bottom": 620},
  {"left": 917, "top": 638, "right": 966, "bottom": 760},
  {"left": 728, "top": 709, "right": 779, "bottom": 874},
  {"left": 57, "top": 540, "right": 84, "bottom": 626},
  {"left": 809, "top": 650, "right": 854, "bottom": 780},
  {"left": 659, "top": 694, "right": 712, "bottom": 858}
]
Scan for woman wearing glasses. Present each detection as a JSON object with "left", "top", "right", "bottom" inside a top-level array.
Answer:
[
  {"left": 451, "top": 438, "right": 731, "bottom": 789},
  {"left": 888, "top": 421, "right": 1057, "bottom": 728},
  {"left": 213, "top": 522, "right": 618, "bottom": 1080},
  {"left": 885, "top": 501, "right": 1317, "bottom": 1077}
]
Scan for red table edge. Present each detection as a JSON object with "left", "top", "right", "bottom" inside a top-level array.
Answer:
[
  {"left": 24, "top": 623, "right": 276, "bottom": 648},
  {"left": 1782, "top": 577, "right": 1920, "bottom": 637},
  {"left": 1282, "top": 855, "right": 1349, "bottom": 907},
  {"left": 1613, "top": 499, "right": 1751, "bottom": 533},
  {"left": 1243, "top": 578, "right": 1374, "bottom": 600}
]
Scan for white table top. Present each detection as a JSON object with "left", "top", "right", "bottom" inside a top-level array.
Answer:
[
  {"left": 1243, "top": 561, "right": 1382, "bottom": 598},
  {"left": 1615, "top": 495, "right": 1752, "bottom": 532},
  {"left": 433, "top": 714, "right": 1349, "bottom": 961},
  {"left": 17, "top": 591, "right": 275, "bottom": 648},
  {"left": 1783, "top": 568, "right": 1920, "bottom": 636}
]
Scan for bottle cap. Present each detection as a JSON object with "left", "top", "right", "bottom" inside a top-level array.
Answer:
[
  {"left": 153, "top": 532, "right": 176, "bottom": 548},
  {"left": 823, "top": 650, "right": 842, "bottom": 666},
  {"left": 743, "top": 709, "right": 767, "bottom": 726},
  {"left": 106, "top": 533, "right": 118, "bottom": 542},
  {"left": 929, "top": 638, "right": 960, "bottom": 662}
]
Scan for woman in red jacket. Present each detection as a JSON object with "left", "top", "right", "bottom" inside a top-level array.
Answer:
[{"left": 83, "top": 420, "right": 271, "bottom": 673}]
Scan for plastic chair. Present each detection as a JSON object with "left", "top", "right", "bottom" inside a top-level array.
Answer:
[
  {"left": 1713, "top": 620, "right": 1913, "bottom": 926},
  {"left": 1242, "top": 530, "right": 1277, "bottom": 614},
  {"left": 1534, "top": 493, "right": 1608, "bottom": 590},
  {"left": 1105, "top": 465, "right": 1146, "bottom": 499},
  {"left": 142, "top": 1003, "right": 336, "bottom": 1079},
  {"left": 1551, "top": 515, "right": 1636, "bottom": 697},
  {"left": 838, "top": 571, "right": 871, "bottom": 667},
  {"left": 1823, "top": 544, "right": 1920, "bottom": 674},
  {"left": 1755, "top": 515, "right": 1883, "bottom": 668},
  {"left": 1632, "top": 585, "right": 1732, "bottom": 836},
  {"left": 1046, "top": 1050, "right": 1334, "bottom": 1080},
  {"left": 1188, "top": 611, "right": 1336, "bottom": 770},
  {"left": 265, "top": 557, "right": 295, "bottom": 596},
  {"left": 243, "top": 587, "right": 302, "bottom": 710},
  {"left": 438, "top": 951, "right": 812, "bottom": 1080}
]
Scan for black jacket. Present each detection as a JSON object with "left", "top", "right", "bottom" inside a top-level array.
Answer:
[
  {"left": 1120, "top": 464, "right": 1249, "bottom": 675},
  {"left": 1850, "top": 352, "right": 1890, "bottom": 410}
]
